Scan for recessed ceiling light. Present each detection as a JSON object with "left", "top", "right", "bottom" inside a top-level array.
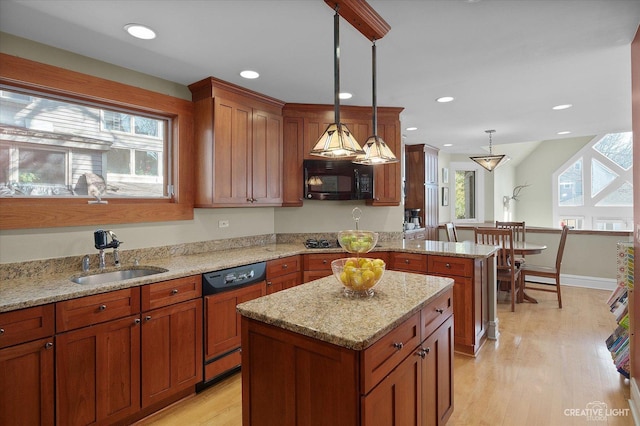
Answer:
[
  {"left": 557, "top": 131, "right": 572, "bottom": 135},
  {"left": 124, "top": 23, "right": 156, "bottom": 40},
  {"left": 406, "top": 127, "right": 418, "bottom": 131},
  {"left": 240, "top": 70, "right": 260, "bottom": 79},
  {"left": 436, "top": 96, "right": 454, "bottom": 103},
  {"left": 443, "top": 143, "right": 453, "bottom": 147},
  {"left": 552, "top": 104, "right": 572, "bottom": 110},
  {"left": 339, "top": 92, "right": 352, "bottom": 100}
]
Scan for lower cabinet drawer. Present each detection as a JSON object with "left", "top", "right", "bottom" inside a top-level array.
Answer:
[
  {"left": 0, "top": 304, "right": 54, "bottom": 349},
  {"left": 421, "top": 288, "right": 453, "bottom": 339},
  {"left": 204, "top": 349, "right": 241, "bottom": 383},
  {"left": 56, "top": 288, "right": 141, "bottom": 332},
  {"left": 389, "top": 252, "right": 427, "bottom": 273},
  {"left": 141, "top": 275, "right": 202, "bottom": 311},
  {"left": 303, "top": 253, "right": 346, "bottom": 271},
  {"left": 360, "top": 312, "right": 421, "bottom": 394},
  {"left": 428, "top": 255, "right": 472, "bottom": 277}
]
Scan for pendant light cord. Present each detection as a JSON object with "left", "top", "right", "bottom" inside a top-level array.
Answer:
[
  {"left": 334, "top": 6, "right": 340, "bottom": 125},
  {"left": 371, "top": 39, "right": 378, "bottom": 137}
]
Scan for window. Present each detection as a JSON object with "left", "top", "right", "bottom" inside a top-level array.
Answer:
[
  {"left": 450, "top": 161, "right": 485, "bottom": 223},
  {"left": 553, "top": 132, "right": 632, "bottom": 230},
  {"left": 0, "top": 53, "right": 193, "bottom": 229},
  {"left": 0, "top": 87, "right": 168, "bottom": 198}
]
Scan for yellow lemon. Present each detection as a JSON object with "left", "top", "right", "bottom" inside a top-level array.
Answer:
[{"left": 362, "top": 270, "right": 376, "bottom": 288}]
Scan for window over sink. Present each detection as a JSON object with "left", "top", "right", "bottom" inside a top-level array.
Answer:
[
  {"left": 0, "top": 88, "right": 170, "bottom": 198},
  {"left": 0, "top": 53, "right": 193, "bottom": 230}
]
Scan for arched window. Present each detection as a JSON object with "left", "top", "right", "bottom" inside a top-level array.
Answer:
[{"left": 553, "top": 132, "right": 632, "bottom": 230}]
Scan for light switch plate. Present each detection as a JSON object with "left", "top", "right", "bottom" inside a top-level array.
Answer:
[{"left": 219, "top": 220, "right": 229, "bottom": 228}]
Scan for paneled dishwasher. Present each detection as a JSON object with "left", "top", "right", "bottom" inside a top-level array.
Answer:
[{"left": 198, "top": 262, "right": 267, "bottom": 390}]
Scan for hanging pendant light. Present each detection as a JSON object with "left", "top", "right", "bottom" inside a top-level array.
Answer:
[
  {"left": 353, "top": 39, "right": 398, "bottom": 165},
  {"left": 470, "top": 130, "right": 506, "bottom": 172},
  {"left": 310, "top": 6, "right": 365, "bottom": 159}
]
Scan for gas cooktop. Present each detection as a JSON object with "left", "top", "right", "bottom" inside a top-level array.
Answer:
[{"left": 304, "top": 238, "right": 340, "bottom": 249}]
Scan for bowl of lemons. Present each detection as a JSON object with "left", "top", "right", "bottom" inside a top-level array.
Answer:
[
  {"left": 337, "top": 230, "right": 379, "bottom": 254},
  {"left": 332, "top": 257, "right": 386, "bottom": 297}
]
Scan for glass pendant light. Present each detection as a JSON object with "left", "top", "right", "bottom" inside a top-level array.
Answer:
[
  {"left": 354, "top": 39, "right": 398, "bottom": 165},
  {"left": 470, "top": 130, "right": 506, "bottom": 172},
  {"left": 310, "top": 6, "right": 365, "bottom": 159}
]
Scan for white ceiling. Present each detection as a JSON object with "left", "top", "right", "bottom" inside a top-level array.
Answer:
[{"left": 1, "top": 0, "right": 639, "bottom": 162}]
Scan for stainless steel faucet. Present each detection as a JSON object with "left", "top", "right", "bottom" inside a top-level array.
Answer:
[{"left": 94, "top": 229, "right": 123, "bottom": 269}]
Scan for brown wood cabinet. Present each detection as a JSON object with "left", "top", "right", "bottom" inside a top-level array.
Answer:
[
  {"left": 389, "top": 251, "right": 428, "bottom": 273},
  {"left": 141, "top": 277, "right": 203, "bottom": 408},
  {"left": 302, "top": 252, "right": 347, "bottom": 283},
  {"left": 427, "top": 255, "right": 488, "bottom": 356},
  {"left": 55, "top": 289, "right": 142, "bottom": 425},
  {"left": 405, "top": 144, "right": 439, "bottom": 240},
  {"left": 241, "top": 287, "right": 454, "bottom": 426},
  {"left": 282, "top": 103, "right": 403, "bottom": 207},
  {"left": 56, "top": 313, "right": 141, "bottom": 426},
  {"left": 189, "top": 77, "right": 284, "bottom": 207},
  {"left": 0, "top": 306, "right": 55, "bottom": 426},
  {"left": 266, "top": 255, "right": 302, "bottom": 294},
  {"left": 203, "top": 281, "right": 266, "bottom": 384}
]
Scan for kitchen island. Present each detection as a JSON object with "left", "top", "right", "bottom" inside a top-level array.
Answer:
[{"left": 237, "top": 270, "right": 455, "bottom": 426}]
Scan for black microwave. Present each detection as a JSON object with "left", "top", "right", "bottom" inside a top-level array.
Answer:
[{"left": 303, "top": 160, "right": 374, "bottom": 200}]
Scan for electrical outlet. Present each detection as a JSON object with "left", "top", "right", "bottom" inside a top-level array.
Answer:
[{"left": 218, "top": 220, "right": 229, "bottom": 228}]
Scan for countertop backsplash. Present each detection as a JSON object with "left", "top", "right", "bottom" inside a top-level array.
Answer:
[{"left": 0, "top": 232, "right": 403, "bottom": 281}]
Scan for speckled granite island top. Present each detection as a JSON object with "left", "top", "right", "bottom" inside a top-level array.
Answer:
[{"left": 236, "top": 270, "right": 454, "bottom": 350}]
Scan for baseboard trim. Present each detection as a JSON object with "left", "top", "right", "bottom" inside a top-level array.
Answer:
[
  {"left": 630, "top": 378, "right": 640, "bottom": 425},
  {"left": 525, "top": 273, "right": 616, "bottom": 291}
]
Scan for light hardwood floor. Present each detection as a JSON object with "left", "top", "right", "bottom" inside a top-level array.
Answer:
[{"left": 136, "top": 286, "right": 633, "bottom": 426}]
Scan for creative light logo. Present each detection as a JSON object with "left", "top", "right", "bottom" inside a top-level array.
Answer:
[{"left": 564, "top": 401, "right": 629, "bottom": 421}]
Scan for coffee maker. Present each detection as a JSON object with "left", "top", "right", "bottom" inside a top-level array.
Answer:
[{"left": 409, "top": 209, "right": 421, "bottom": 228}]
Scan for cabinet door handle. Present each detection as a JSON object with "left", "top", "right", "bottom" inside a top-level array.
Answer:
[
  {"left": 145, "top": 315, "right": 152, "bottom": 321},
  {"left": 283, "top": 264, "right": 288, "bottom": 269},
  {"left": 393, "top": 342, "right": 404, "bottom": 350},
  {"left": 99, "top": 304, "right": 107, "bottom": 311},
  {"left": 0, "top": 328, "right": 4, "bottom": 335},
  {"left": 267, "top": 281, "right": 272, "bottom": 286},
  {"left": 416, "top": 349, "right": 426, "bottom": 359},
  {"left": 171, "top": 289, "right": 179, "bottom": 295},
  {"left": 323, "top": 259, "right": 328, "bottom": 264},
  {"left": 435, "top": 308, "right": 444, "bottom": 314},
  {"left": 423, "top": 346, "right": 431, "bottom": 354},
  {"left": 405, "top": 259, "right": 410, "bottom": 264},
  {"left": 134, "top": 318, "right": 141, "bottom": 325},
  {"left": 45, "top": 342, "right": 53, "bottom": 349},
  {"left": 445, "top": 263, "right": 451, "bottom": 268}
]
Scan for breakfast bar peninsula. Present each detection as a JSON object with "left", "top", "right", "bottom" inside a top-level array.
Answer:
[{"left": 237, "top": 270, "right": 455, "bottom": 426}]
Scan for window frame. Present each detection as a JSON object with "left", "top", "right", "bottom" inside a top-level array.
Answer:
[
  {"left": 0, "top": 53, "right": 194, "bottom": 230},
  {"left": 553, "top": 132, "right": 633, "bottom": 230},
  {"left": 449, "top": 161, "right": 486, "bottom": 224}
]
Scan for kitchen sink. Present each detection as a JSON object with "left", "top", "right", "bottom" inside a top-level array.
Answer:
[{"left": 70, "top": 266, "right": 168, "bottom": 285}]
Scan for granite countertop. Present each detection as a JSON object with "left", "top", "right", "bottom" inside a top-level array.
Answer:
[
  {"left": 0, "top": 238, "right": 496, "bottom": 313},
  {"left": 237, "top": 270, "right": 454, "bottom": 350}
]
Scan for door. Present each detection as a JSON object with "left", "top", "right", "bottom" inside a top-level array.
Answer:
[
  {"left": 362, "top": 349, "right": 422, "bottom": 426},
  {"left": 141, "top": 299, "right": 203, "bottom": 408},
  {"left": 422, "top": 315, "right": 454, "bottom": 426},
  {"left": 56, "top": 315, "right": 141, "bottom": 426},
  {"left": 0, "top": 338, "right": 54, "bottom": 426},
  {"left": 205, "top": 282, "right": 266, "bottom": 360},
  {"left": 213, "top": 96, "right": 252, "bottom": 205},
  {"left": 251, "top": 109, "right": 283, "bottom": 204}
]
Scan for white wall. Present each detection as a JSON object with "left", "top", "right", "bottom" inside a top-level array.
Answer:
[{"left": 515, "top": 136, "right": 593, "bottom": 227}]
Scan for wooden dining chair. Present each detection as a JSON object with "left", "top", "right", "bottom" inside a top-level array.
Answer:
[
  {"left": 475, "top": 227, "right": 521, "bottom": 312},
  {"left": 445, "top": 222, "right": 458, "bottom": 242},
  {"left": 496, "top": 221, "right": 526, "bottom": 267},
  {"left": 519, "top": 225, "right": 569, "bottom": 308}
]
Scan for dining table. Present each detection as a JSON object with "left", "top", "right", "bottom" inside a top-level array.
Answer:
[{"left": 512, "top": 241, "right": 547, "bottom": 303}]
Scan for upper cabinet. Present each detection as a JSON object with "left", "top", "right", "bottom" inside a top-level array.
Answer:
[
  {"left": 189, "top": 77, "right": 285, "bottom": 207},
  {"left": 282, "top": 104, "right": 403, "bottom": 207}
]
